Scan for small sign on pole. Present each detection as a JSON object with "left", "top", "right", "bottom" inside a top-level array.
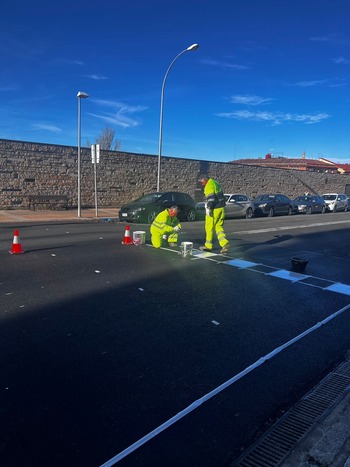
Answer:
[
  {"left": 91, "top": 144, "right": 100, "bottom": 163},
  {"left": 91, "top": 144, "right": 100, "bottom": 217},
  {"left": 96, "top": 144, "right": 100, "bottom": 163}
]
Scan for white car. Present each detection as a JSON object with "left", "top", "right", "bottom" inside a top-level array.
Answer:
[{"left": 322, "top": 193, "right": 349, "bottom": 212}]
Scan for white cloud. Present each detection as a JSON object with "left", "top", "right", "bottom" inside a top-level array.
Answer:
[
  {"left": 294, "top": 79, "right": 329, "bottom": 87},
  {"left": 216, "top": 110, "right": 331, "bottom": 125},
  {"left": 52, "top": 59, "right": 84, "bottom": 66},
  {"left": 89, "top": 99, "right": 148, "bottom": 128},
  {"left": 31, "top": 123, "right": 62, "bottom": 133},
  {"left": 230, "top": 94, "right": 274, "bottom": 105},
  {"left": 0, "top": 86, "right": 18, "bottom": 92},
  {"left": 294, "top": 78, "right": 347, "bottom": 87},
  {"left": 309, "top": 35, "right": 332, "bottom": 42},
  {"left": 309, "top": 33, "right": 349, "bottom": 45},
  {"left": 201, "top": 58, "right": 250, "bottom": 70},
  {"left": 332, "top": 57, "right": 350, "bottom": 65},
  {"left": 88, "top": 112, "right": 141, "bottom": 128},
  {"left": 86, "top": 74, "right": 109, "bottom": 80}
]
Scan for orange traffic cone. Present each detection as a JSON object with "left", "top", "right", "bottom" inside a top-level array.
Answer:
[
  {"left": 121, "top": 225, "right": 132, "bottom": 245},
  {"left": 9, "top": 229, "right": 25, "bottom": 254}
]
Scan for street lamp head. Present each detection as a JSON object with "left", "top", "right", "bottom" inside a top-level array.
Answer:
[
  {"left": 77, "top": 91, "right": 89, "bottom": 99},
  {"left": 187, "top": 43, "right": 199, "bottom": 51}
]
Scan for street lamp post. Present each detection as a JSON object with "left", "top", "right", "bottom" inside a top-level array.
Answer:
[
  {"left": 157, "top": 43, "right": 199, "bottom": 192},
  {"left": 77, "top": 91, "right": 89, "bottom": 218}
]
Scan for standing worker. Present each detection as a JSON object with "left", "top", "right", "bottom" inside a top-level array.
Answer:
[
  {"left": 150, "top": 205, "right": 181, "bottom": 248},
  {"left": 198, "top": 173, "right": 230, "bottom": 253}
]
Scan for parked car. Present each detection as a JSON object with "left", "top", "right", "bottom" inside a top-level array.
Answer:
[
  {"left": 253, "top": 193, "right": 294, "bottom": 217},
  {"left": 195, "top": 194, "right": 254, "bottom": 220},
  {"left": 224, "top": 194, "right": 255, "bottom": 219},
  {"left": 119, "top": 191, "right": 197, "bottom": 224},
  {"left": 293, "top": 195, "right": 326, "bottom": 214},
  {"left": 321, "top": 193, "right": 349, "bottom": 212}
]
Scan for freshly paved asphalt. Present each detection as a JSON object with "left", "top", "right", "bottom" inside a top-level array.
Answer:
[{"left": 1, "top": 208, "right": 350, "bottom": 466}]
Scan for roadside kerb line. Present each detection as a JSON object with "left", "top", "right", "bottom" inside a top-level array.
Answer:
[{"left": 99, "top": 302, "right": 350, "bottom": 466}]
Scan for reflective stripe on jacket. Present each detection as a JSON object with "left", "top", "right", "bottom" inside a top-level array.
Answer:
[
  {"left": 151, "top": 209, "right": 181, "bottom": 234},
  {"left": 204, "top": 178, "right": 226, "bottom": 210}
]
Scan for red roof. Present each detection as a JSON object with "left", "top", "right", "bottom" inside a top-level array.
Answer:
[{"left": 231, "top": 156, "right": 350, "bottom": 173}]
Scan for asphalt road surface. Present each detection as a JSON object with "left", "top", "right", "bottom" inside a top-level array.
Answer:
[{"left": 1, "top": 212, "right": 350, "bottom": 466}]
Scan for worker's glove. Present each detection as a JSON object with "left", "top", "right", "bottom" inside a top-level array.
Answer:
[
  {"left": 206, "top": 208, "right": 212, "bottom": 216},
  {"left": 162, "top": 234, "right": 168, "bottom": 240},
  {"left": 173, "top": 225, "right": 181, "bottom": 233}
]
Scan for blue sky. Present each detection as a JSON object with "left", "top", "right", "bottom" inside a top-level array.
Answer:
[{"left": 1, "top": 0, "right": 350, "bottom": 162}]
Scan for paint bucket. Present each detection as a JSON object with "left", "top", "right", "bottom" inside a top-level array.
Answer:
[
  {"left": 181, "top": 242, "right": 193, "bottom": 258},
  {"left": 291, "top": 257, "right": 308, "bottom": 272},
  {"left": 133, "top": 231, "right": 146, "bottom": 245}
]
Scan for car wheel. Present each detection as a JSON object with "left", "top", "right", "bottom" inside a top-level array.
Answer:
[
  {"left": 345, "top": 205, "right": 348, "bottom": 212},
  {"left": 333, "top": 205, "right": 337, "bottom": 213},
  {"left": 147, "top": 210, "right": 157, "bottom": 224},
  {"left": 186, "top": 208, "right": 196, "bottom": 222},
  {"left": 321, "top": 206, "right": 326, "bottom": 214},
  {"left": 268, "top": 207, "right": 274, "bottom": 217},
  {"left": 288, "top": 206, "right": 293, "bottom": 215},
  {"left": 306, "top": 206, "right": 312, "bottom": 215},
  {"left": 245, "top": 207, "right": 253, "bottom": 219}
]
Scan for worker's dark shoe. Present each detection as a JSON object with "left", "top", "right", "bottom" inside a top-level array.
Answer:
[
  {"left": 199, "top": 246, "right": 212, "bottom": 252},
  {"left": 220, "top": 243, "right": 230, "bottom": 254},
  {"left": 169, "top": 243, "right": 177, "bottom": 247}
]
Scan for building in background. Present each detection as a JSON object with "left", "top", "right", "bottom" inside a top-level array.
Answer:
[{"left": 231, "top": 153, "right": 350, "bottom": 174}]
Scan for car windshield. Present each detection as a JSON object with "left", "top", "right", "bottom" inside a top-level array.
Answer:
[
  {"left": 294, "top": 196, "right": 310, "bottom": 202},
  {"left": 132, "top": 193, "right": 163, "bottom": 204},
  {"left": 255, "top": 195, "right": 274, "bottom": 202},
  {"left": 322, "top": 194, "right": 336, "bottom": 200}
]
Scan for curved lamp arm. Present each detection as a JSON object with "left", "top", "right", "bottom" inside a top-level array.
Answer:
[{"left": 157, "top": 44, "right": 199, "bottom": 192}]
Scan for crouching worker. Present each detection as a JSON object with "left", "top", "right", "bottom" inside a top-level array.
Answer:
[{"left": 150, "top": 205, "right": 181, "bottom": 248}]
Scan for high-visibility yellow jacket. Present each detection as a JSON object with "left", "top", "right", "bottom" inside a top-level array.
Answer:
[
  {"left": 204, "top": 178, "right": 226, "bottom": 210},
  {"left": 150, "top": 209, "right": 181, "bottom": 235}
]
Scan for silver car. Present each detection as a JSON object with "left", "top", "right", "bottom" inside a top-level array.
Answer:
[
  {"left": 224, "top": 194, "right": 254, "bottom": 219},
  {"left": 321, "top": 193, "right": 349, "bottom": 212},
  {"left": 293, "top": 195, "right": 326, "bottom": 214}
]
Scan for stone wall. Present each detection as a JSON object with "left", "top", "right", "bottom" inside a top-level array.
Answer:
[{"left": 1, "top": 138, "right": 350, "bottom": 208}]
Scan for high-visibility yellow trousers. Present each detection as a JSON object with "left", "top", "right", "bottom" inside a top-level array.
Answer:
[
  {"left": 150, "top": 226, "right": 178, "bottom": 248},
  {"left": 204, "top": 207, "right": 229, "bottom": 250}
]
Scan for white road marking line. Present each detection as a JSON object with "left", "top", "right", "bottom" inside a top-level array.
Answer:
[
  {"left": 325, "top": 283, "right": 350, "bottom": 295},
  {"left": 100, "top": 303, "right": 350, "bottom": 467},
  {"left": 146, "top": 243, "right": 350, "bottom": 296},
  {"left": 224, "top": 259, "right": 258, "bottom": 268},
  {"left": 237, "top": 219, "right": 350, "bottom": 235},
  {"left": 268, "top": 269, "right": 309, "bottom": 282}
]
